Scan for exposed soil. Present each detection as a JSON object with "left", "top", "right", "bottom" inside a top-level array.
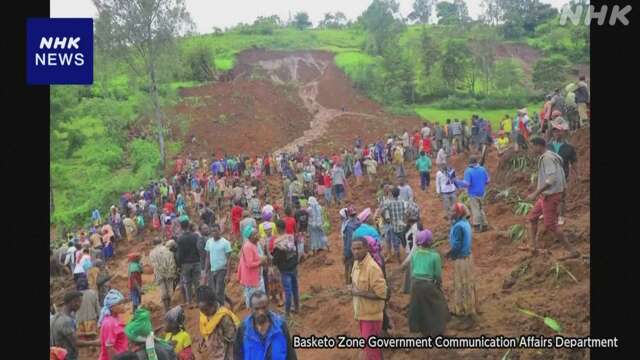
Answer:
[{"left": 61, "top": 49, "right": 590, "bottom": 360}]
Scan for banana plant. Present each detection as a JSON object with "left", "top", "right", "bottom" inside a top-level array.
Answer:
[
  {"left": 517, "top": 308, "right": 563, "bottom": 333},
  {"left": 510, "top": 224, "right": 525, "bottom": 241},
  {"left": 458, "top": 192, "right": 470, "bottom": 206},
  {"left": 514, "top": 201, "right": 533, "bottom": 216}
]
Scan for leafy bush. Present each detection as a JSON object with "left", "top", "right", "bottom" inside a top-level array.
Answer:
[{"left": 185, "top": 43, "right": 216, "bottom": 81}]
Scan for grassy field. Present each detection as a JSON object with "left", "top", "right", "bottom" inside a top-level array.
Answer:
[
  {"left": 414, "top": 103, "right": 543, "bottom": 128},
  {"left": 184, "top": 27, "right": 366, "bottom": 71}
]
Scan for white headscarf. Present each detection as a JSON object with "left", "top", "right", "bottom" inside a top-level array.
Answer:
[{"left": 307, "top": 197, "right": 322, "bottom": 226}]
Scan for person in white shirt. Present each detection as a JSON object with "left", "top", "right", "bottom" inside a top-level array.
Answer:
[
  {"left": 401, "top": 130, "right": 412, "bottom": 161},
  {"left": 436, "top": 148, "right": 447, "bottom": 168},
  {"left": 64, "top": 242, "right": 79, "bottom": 273},
  {"left": 421, "top": 122, "right": 431, "bottom": 139},
  {"left": 435, "top": 165, "right": 457, "bottom": 221}
]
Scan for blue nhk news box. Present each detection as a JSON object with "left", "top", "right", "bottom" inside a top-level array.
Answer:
[{"left": 26, "top": 18, "right": 93, "bottom": 85}]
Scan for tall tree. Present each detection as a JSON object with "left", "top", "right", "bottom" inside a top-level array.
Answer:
[
  {"left": 480, "top": 0, "right": 502, "bottom": 25},
  {"left": 472, "top": 33, "right": 497, "bottom": 95},
  {"left": 436, "top": 0, "right": 471, "bottom": 25},
  {"left": 408, "top": 0, "right": 435, "bottom": 24},
  {"left": 334, "top": 12, "right": 348, "bottom": 27},
  {"left": 319, "top": 12, "right": 335, "bottom": 28},
  {"left": 381, "top": 42, "right": 415, "bottom": 104},
  {"left": 532, "top": 55, "right": 570, "bottom": 90},
  {"left": 441, "top": 39, "right": 471, "bottom": 90},
  {"left": 420, "top": 30, "right": 440, "bottom": 78},
  {"left": 320, "top": 12, "right": 349, "bottom": 28},
  {"left": 93, "top": 0, "right": 193, "bottom": 167},
  {"left": 293, "top": 12, "right": 312, "bottom": 30},
  {"left": 493, "top": 58, "right": 524, "bottom": 91},
  {"left": 498, "top": 0, "right": 558, "bottom": 38},
  {"left": 359, "top": 0, "right": 405, "bottom": 56}
]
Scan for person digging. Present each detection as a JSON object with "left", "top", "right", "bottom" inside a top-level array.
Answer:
[{"left": 520, "top": 137, "right": 580, "bottom": 260}]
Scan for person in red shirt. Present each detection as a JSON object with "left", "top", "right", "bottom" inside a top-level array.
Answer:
[
  {"left": 422, "top": 136, "right": 432, "bottom": 156},
  {"left": 231, "top": 200, "right": 244, "bottom": 241},
  {"left": 163, "top": 201, "right": 175, "bottom": 215},
  {"left": 322, "top": 171, "right": 333, "bottom": 205},
  {"left": 264, "top": 154, "right": 271, "bottom": 176},
  {"left": 413, "top": 130, "right": 421, "bottom": 153},
  {"left": 282, "top": 208, "right": 297, "bottom": 235},
  {"left": 363, "top": 146, "right": 370, "bottom": 158}
]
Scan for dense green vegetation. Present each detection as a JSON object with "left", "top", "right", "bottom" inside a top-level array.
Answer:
[{"left": 51, "top": 0, "right": 589, "bottom": 233}]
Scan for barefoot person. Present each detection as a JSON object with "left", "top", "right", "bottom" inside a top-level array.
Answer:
[{"left": 525, "top": 137, "right": 580, "bottom": 259}]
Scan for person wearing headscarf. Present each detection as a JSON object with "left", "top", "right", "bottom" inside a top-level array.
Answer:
[
  {"left": 98, "top": 289, "right": 129, "bottom": 359},
  {"left": 258, "top": 211, "right": 278, "bottom": 239},
  {"left": 353, "top": 208, "right": 381, "bottom": 243},
  {"left": 196, "top": 286, "right": 239, "bottom": 360},
  {"left": 446, "top": 203, "right": 478, "bottom": 324},
  {"left": 306, "top": 197, "right": 328, "bottom": 255},
  {"left": 401, "top": 229, "right": 449, "bottom": 336},
  {"left": 164, "top": 306, "right": 195, "bottom": 359},
  {"left": 125, "top": 308, "right": 176, "bottom": 360},
  {"left": 237, "top": 226, "right": 267, "bottom": 308}
]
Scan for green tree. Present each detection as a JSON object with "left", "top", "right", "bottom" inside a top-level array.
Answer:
[
  {"left": 420, "top": 30, "right": 440, "bottom": 78},
  {"left": 498, "top": 0, "right": 558, "bottom": 38},
  {"left": 334, "top": 12, "right": 348, "bottom": 27},
  {"left": 472, "top": 34, "right": 497, "bottom": 95},
  {"left": 493, "top": 58, "right": 524, "bottom": 91},
  {"left": 441, "top": 39, "right": 471, "bottom": 90},
  {"left": 293, "top": 12, "right": 312, "bottom": 30},
  {"left": 185, "top": 43, "right": 216, "bottom": 81},
  {"left": 436, "top": 0, "right": 471, "bottom": 25},
  {"left": 480, "top": 0, "right": 503, "bottom": 25},
  {"left": 381, "top": 43, "right": 415, "bottom": 104},
  {"left": 532, "top": 55, "right": 570, "bottom": 90},
  {"left": 359, "top": 0, "right": 405, "bottom": 56},
  {"left": 319, "top": 12, "right": 335, "bottom": 28},
  {"left": 409, "top": 0, "right": 435, "bottom": 24},
  {"left": 93, "top": 0, "right": 194, "bottom": 167},
  {"left": 320, "top": 12, "right": 349, "bottom": 28}
]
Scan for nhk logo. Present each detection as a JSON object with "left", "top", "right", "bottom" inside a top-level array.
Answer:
[
  {"left": 36, "top": 37, "right": 85, "bottom": 66},
  {"left": 27, "top": 18, "right": 93, "bottom": 85}
]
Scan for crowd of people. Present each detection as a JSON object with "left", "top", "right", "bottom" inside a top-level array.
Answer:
[{"left": 50, "top": 76, "right": 588, "bottom": 360}]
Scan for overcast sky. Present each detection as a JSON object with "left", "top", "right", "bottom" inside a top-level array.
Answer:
[{"left": 52, "top": 0, "right": 570, "bottom": 34}]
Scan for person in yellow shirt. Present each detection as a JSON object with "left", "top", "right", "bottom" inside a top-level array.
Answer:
[
  {"left": 495, "top": 131, "right": 510, "bottom": 155},
  {"left": 164, "top": 305, "right": 195, "bottom": 359},
  {"left": 350, "top": 237, "right": 387, "bottom": 360},
  {"left": 393, "top": 143, "right": 405, "bottom": 178},
  {"left": 500, "top": 115, "right": 512, "bottom": 134}
]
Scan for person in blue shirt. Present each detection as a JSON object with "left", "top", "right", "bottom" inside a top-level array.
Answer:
[
  {"left": 342, "top": 207, "right": 360, "bottom": 285},
  {"left": 234, "top": 290, "right": 297, "bottom": 360},
  {"left": 461, "top": 156, "right": 490, "bottom": 232},
  {"left": 446, "top": 203, "right": 477, "bottom": 320}
]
